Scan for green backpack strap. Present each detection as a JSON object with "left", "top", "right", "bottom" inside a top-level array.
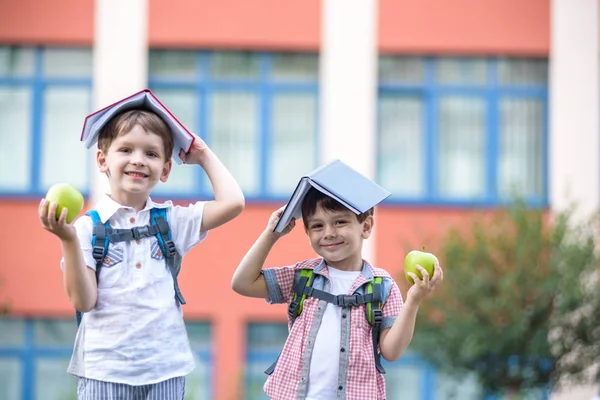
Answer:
[
  {"left": 367, "top": 277, "right": 386, "bottom": 374},
  {"left": 265, "top": 269, "right": 314, "bottom": 375}
]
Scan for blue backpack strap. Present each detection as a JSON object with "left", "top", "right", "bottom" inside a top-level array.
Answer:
[
  {"left": 150, "top": 208, "right": 185, "bottom": 305},
  {"left": 76, "top": 210, "right": 110, "bottom": 327}
]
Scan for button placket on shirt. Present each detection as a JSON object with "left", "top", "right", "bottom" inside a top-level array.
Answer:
[{"left": 130, "top": 213, "right": 146, "bottom": 288}]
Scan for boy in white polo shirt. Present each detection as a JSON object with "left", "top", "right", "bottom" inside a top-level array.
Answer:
[{"left": 38, "top": 90, "right": 245, "bottom": 399}]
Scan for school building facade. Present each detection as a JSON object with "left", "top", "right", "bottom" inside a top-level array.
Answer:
[{"left": 0, "top": 0, "right": 598, "bottom": 399}]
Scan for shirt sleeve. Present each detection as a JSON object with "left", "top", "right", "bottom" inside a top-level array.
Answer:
[
  {"left": 60, "top": 215, "right": 95, "bottom": 271},
  {"left": 261, "top": 263, "right": 301, "bottom": 304},
  {"left": 381, "top": 279, "right": 403, "bottom": 331},
  {"left": 168, "top": 201, "right": 208, "bottom": 255}
]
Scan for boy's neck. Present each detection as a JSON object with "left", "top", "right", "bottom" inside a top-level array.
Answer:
[{"left": 324, "top": 258, "right": 364, "bottom": 272}]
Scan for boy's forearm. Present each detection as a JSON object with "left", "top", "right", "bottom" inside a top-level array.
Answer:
[
  {"left": 231, "top": 231, "right": 277, "bottom": 297},
  {"left": 198, "top": 148, "right": 245, "bottom": 230},
  {"left": 380, "top": 298, "right": 421, "bottom": 361},
  {"left": 62, "top": 238, "right": 97, "bottom": 312}
]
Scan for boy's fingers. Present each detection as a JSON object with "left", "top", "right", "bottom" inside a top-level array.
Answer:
[{"left": 57, "top": 207, "right": 68, "bottom": 225}]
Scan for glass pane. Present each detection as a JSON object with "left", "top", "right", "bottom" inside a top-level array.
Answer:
[
  {"left": 0, "top": 358, "right": 21, "bottom": 400},
  {"left": 272, "top": 54, "right": 318, "bottom": 80},
  {"left": 378, "top": 95, "right": 424, "bottom": 197},
  {"left": 270, "top": 93, "right": 316, "bottom": 195},
  {"left": 384, "top": 363, "right": 422, "bottom": 400},
  {"left": 33, "top": 320, "right": 76, "bottom": 346},
  {"left": 246, "top": 359, "right": 271, "bottom": 400},
  {"left": 0, "top": 87, "right": 31, "bottom": 191},
  {"left": 186, "top": 322, "right": 211, "bottom": 350},
  {"left": 498, "top": 98, "right": 544, "bottom": 198},
  {"left": 437, "top": 58, "right": 487, "bottom": 84},
  {"left": 0, "top": 46, "right": 35, "bottom": 76},
  {"left": 43, "top": 48, "right": 92, "bottom": 77},
  {"left": 149, "top": 50, "right": 197, "bottom": 78},
  {"left": 41, "top": 87, "right": 91, "bottom": 191},
  {"left": 35, "top": 358, "right": 78, "bottom": 400},
  {"left": 150, "top": 89, "right": 198, "bottom": 195},
  {"left": 210, "top": 92, "right": 258, "bottom": 194},
  {"left": 437, "top": 97, "right": 486, "bottom": 199},
  {"left": 185, "top": 357, "right": 211, "bottom": 400},
  {"left": 0, "top": 318, "right": 25, "bottom": 346},
  {"left": 211, "top": 52, "right": 259, "bottom": 79},
  {"left": 498, "top": 58, "right": 548, "bottom": 86},
  {"left": 379, "top": 56, "right": 424, "bottom": 83},
  {"left": 247, "top": 323, "right": 288, "bottom": 351},
  {"left": 246, "top": 323, "right": 288, "bottom": 400},
  {"left": 435, "top": 371, "right": 483, "bottom": 399}
]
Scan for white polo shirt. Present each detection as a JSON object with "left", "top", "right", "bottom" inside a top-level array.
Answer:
[{"left": 62, "top": 194, "right": 207, "bottom": 385}]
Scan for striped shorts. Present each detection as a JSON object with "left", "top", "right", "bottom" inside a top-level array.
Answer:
[{"left": 77, "top": 377, "right": 185, "bottom": 400}]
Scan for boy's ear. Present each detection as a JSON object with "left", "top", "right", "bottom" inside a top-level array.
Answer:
[
  {"left": 96, "top": 150, "right": 108, "bottom": 173},
  {"left": 160, "top": 159, "right": 172, "bottom": 183},
  {"left": 361, "top": 215, "right": 374, "bottom": 239}
]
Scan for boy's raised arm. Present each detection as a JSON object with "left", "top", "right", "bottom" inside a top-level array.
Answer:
[
  {"left": 231, "top": 206, "right": 295, "bottom": 298},
  {"left": 179, "top": 136, "right": 245, "bottom": 232}
]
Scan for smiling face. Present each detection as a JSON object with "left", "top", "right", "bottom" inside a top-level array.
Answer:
[
  {"left": 97, "top": 124, "right": 172, "bottom": 209},
  {"left": 304, "top": 203, "right": 373, "bottom": 271}
]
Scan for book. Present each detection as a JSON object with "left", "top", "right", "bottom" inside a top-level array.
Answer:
[
  {"left": 80, "top": 89, "right": 195, "bottom": 164},
  {"left": 274, "top": 159, "right": 392, "bottom": 233}
]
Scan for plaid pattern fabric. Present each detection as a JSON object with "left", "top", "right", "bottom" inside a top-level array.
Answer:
[{"left": 263, "top": 258, "right": 403, "bottom": 400}]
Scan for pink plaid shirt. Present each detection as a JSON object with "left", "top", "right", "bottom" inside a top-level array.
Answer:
[{"left": 261, "top": 258, "right": 403, "bottom": 400}]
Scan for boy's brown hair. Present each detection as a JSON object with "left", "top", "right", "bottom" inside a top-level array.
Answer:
[
  {"left": 301, "top": 187, "right": 374, "bottom": 228},
  {"left": 97, "top": 109, "right": 174, "bottom": 160}
]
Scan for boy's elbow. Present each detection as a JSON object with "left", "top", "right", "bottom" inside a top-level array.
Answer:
[{"left": 231, "top": 278, "right": 246, "bottom": 296}]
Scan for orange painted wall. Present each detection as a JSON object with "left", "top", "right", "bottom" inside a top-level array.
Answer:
[
  {"left": 0, "top": 0, "right": 549, "bottom": 54},
  {"left": 0, "top": 199, "right": 476, "bottom": 398}
]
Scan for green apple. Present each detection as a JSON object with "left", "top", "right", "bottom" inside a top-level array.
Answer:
[
  {"left": 404, "top": 246, "right": 438, "bottom": 285},
  {"left": 45, "top": 183, "right": 84, "bottom": 224}
]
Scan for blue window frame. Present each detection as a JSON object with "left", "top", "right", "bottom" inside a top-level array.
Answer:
[
  {"left": 0, "top": 318, "right": 212, "bottom": 400},
  {"left": 377, "top": 57, "right": 548, "bottom": 207},
  {"left": 148, "top": 50, "right": 320, "bottom": 201},
  {"left": 0, "top": 46, "right": 93, "bottom": 198}
]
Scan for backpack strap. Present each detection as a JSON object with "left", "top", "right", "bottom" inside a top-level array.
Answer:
[
  {"left": 76, "top": 210, "right": 110, "bottom": 327},
  {"left": 367, "top": 277, "right": 385, "bottom": 374},
  {"left": 264, "top": 269, "right": 315, "bottom": 375},
  {"left": 265, "top": 270, "right": 389, "bottom": 376},
  {"left": 150, "top": 208, "right": 185, "bottom": 305}
]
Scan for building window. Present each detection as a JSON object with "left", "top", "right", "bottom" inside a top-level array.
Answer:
[
  {"left": 0, "top": 318, "right": 212, "bottom": 400},
  {"left": 0, "top": 46, "right": 93, "bottom": 197},
  {"left": 149, "top": 50, "right": 319, "bottom": 200},
  {"left": 377, "top": 57, "right": 547, "bottom": 206}
]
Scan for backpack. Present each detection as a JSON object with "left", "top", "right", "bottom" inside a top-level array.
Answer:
[
  {"left": 265, "top": 268, "right": 387, "bottom": 375},
  {"left": 75, "top": 207, "right": 185, "bottom": 326}
]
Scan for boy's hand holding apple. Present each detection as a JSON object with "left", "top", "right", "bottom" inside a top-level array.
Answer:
[
  {"left": 404, "top": 246, "right": 444, "bottom": 302},
  {"left": 39, "top": 183, "right": 84, "bottom": 241}
]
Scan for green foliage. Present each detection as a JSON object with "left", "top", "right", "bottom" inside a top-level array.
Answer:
[
  {"left": 410, "top": 200, "right": 600, "bottom": 396},
  {"left": 0, "top": 277, "right": 9, "bottom": 315}
]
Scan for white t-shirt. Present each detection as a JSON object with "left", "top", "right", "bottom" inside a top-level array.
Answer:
[
  {"left": 306, "top": 266, "right": 361, "bottom": 400},
  {"left": 62, "top": 194, "right": 207, "bottom": 385}
]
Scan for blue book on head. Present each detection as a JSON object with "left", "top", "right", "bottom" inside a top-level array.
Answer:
[{"left": 274, "top": 159, "right": 392, "bottom": 233}]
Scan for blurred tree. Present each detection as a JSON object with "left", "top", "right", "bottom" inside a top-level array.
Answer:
[
  {"left": 409, "top": 199, "right": 600, "bottom": 398},
  {"left": 0, "top": 277, "right": 9, "bottom": 315}
]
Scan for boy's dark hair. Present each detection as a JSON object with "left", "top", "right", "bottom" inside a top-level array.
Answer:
[
  {"left": 301, "top": 187, "right": 374, "bottom": 228},
  {"left": 98, "top": 109, "right": 174, "bottom": 160}
]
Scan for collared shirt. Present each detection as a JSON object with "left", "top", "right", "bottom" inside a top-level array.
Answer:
[
  {"left": 262, "top": 258, "right": 403, "bottom": 400},
  {"left": 62, "top": 194, "right": 207, "bottom": 385}
]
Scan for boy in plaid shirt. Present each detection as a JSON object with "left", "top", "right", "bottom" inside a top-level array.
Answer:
[{"left": 232, "top": 182, "right": 443, "bottom": 400}]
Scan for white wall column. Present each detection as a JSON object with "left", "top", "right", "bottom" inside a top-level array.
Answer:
[
  {"left": 549, "top": 1, "right": 599, "bottom": 399},
  {"left": 90, "top": 0, "right": 148, "bottom": 205},
  {"left": 549, "top": 0, "right": 600, "bottom": 221},
  {"left": 320, "top": 0, "right": 379, "bottom": 262}
]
